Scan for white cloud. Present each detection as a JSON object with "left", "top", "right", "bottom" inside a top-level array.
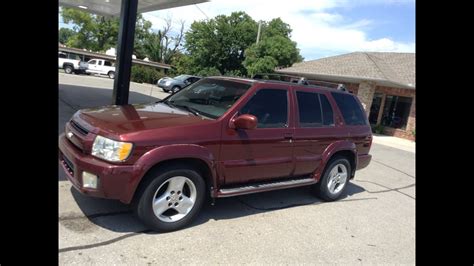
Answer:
[{"left": 140, "top": 0, "right": 415, "bottom": 60}]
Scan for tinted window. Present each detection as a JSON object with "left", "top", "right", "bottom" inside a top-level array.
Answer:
[
  {"left": 89, "top": 60, "right": 96, "bottom": 65},
  {"left": 241, "top": 89, "right": 288, "bottom": 128},
  {"left": 331, "top": 92, "right": 366, "bottom": 125},
  {"left": 98, "top": 61, "right": 103, "bottom": 65},
  {"left": 320, "top": 94, "right": 334, "bottom": 126},
  {"left": 296, "top": 91, "right": 322, "bottom": 127},
  {"left": 104, "top": 61, "right": 112, "bottom": 66},
  {"left": 59, "top": 53, "right": 67, "bottom": 58},
  {"left": 296, "top": 92, "right": 335, "bottom": 127}
]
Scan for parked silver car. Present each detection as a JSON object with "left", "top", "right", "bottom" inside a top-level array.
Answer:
[{"left": 157, "top": 75, "right": 201, "bottom": 93}]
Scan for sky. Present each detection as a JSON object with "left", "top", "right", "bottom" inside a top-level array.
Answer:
[{"left": 59, "top": 0, "right": 415, "bottom": 61}]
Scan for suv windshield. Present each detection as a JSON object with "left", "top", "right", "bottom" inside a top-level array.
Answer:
[{"left": 163, "top": 78, "right": 251, "bottom": 119}]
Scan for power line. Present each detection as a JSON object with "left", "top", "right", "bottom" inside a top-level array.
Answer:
[{"left": 194, "top": 4, "right": 209, "bottom": 20}]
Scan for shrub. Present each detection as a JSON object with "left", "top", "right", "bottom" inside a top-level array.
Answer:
[
  {"left": 131, "top": 65, "right": 165, "bottom": 84},
  {"left": 371, "top": 124, "right": 385, "bottom": 134}
]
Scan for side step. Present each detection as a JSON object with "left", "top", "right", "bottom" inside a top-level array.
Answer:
[{"left": 217, "top": 177, "right": 316, "bottom": 197}]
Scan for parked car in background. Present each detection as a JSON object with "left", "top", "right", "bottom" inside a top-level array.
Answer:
[
  {"left": 157, "top": 75, "right": 201, "bottom": 93},
  {"left": 58, "top": 52, "right": 87, "bottom": 74},
  {"left": 85, "top": 59, "right": 116, "bottom": 79},
  {"left": 59, "top": 75, "right": 373, "bottom": 232}
]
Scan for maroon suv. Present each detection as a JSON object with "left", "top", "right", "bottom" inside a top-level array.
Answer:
[{"left": 59, "top": 76, "right": 372, "bottom": 231}]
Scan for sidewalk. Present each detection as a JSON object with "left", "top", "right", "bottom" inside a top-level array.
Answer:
[{"left": 371, "top": 134, "right": 415, "bottom": 153}]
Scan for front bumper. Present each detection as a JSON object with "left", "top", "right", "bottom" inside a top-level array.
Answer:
[
  {"left": 58, "top": 133, "right": 136, "bottom": 203},
  {"left": 157, "top": 83, "right": 173, "bottom": 91}
]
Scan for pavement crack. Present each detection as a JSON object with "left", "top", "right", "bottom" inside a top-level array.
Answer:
[
  {"left": 59, "top": 229, "right": 153, "bottom": 253},
  {"left": 356, "top": 180, "right": 415, "bottom": 199},
  {"left": 372, "top": 159, "right": 415, "bottom": 178}
]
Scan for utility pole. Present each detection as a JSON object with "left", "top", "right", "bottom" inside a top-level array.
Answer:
[{"left": 256, "top": 21, "right": 262, "bottom": 44}]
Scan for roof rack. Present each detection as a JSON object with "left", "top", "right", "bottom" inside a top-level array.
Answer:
[{"left": 252, "top": 73, "right": 348, "bottom": 92}]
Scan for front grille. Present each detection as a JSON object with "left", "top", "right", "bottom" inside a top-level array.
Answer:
[
  {"left": 70, "top": 120, "right": 89, "bottom": 135},
  {"left": 62, "top": 155, "right": 75, "bottom": 176}
]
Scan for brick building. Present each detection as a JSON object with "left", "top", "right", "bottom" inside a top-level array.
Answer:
[{"left": 276, "top": 52, "right": 416, "bottom": 140}]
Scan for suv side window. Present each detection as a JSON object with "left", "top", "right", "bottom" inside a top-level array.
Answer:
[
  {"left": 104, "top": 61, "right": 112, "bottom": 66},
  {"left": 240, "top": 89, "right": 288, "bottom": 128},
  {"left": 89, "top": 60, "right": 96, "bottom": 65},
  {"left": 59, "top": 53, "right": 67, "bottom": 58},
  {"left": 296, "top": 91, "right": 334, "bottom": 127},
  {"left": 98, "top": 61, "right": 103, "bottom": 66},
  {"left": 331, "top": 92, "right": 366, "bottom": 125}
]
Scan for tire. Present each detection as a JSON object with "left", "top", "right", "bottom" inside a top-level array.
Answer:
[
  {"left": 313, "top": 156, "right": 351, "bottom": 201},
  {"left": 108, "top": 71, "right": 115, "bottom": 79},
  {"left": 162, "top": 89, "right": 169, "bottom": 93},
  {"left": 135, "top": 164, "right": 206, "bottom": 232},
  {"left": 171, "top": 86, "right": 180, "bottom": 94},
  {"left": 64, "top": 65, "right": 73, "bottom": 74}
]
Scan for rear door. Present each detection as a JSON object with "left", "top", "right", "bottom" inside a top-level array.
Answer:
[
  {"left": 292, "top": 88, "right": 346, "bottom": 176},
  {"left": 220, "top": 85, "right": 295, "bottom": 185}
]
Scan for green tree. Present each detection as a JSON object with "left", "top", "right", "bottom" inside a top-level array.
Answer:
[
  {"left": 59, "top": 28, "right": 75, "bottom": 45},
  {"left": 60, "top": 8, "right": 152, "bottom": 58},
  {"left": 184, "top": 11, "right": 258, "bottom": 75},
  {"left": 243, "top": 18, "right": 303, "bottom": 76}
]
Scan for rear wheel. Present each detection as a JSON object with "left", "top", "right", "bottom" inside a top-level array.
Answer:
[
  {"left": 135, "top": 165, "right": 205, "bottom": 232},
  {"left": 313, "top": 156, "right": 351, "bottom": 201},
  {"left": 108, "top": 71, "right": 115, "bottom": 79},
  {"left": 64, "top": 65, "right": 73, "bottom": 74}
]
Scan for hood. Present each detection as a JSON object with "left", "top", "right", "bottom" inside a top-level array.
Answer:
[{"left": 74, "top": 103, "right": 213, "bottom": 135}]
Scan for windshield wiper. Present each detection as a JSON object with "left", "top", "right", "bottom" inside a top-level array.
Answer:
[{"left": 173, "top": 104, "right": 200, "bottom": 116}]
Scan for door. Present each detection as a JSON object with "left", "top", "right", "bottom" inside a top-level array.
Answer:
[
  {"left": 87, "top": 60, "right": 97, "bottom": 73},
  {"left": 220, "top": 87, "right": 295, "bottom": 185},
  {"left": 292, "top": 89, "right": 344, "bottom": 176},
  {"left": 97, "top": 60, "right": 104, "bottom": 74}
]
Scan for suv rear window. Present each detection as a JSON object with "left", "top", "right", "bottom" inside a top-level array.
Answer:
[{"left": 331, "top": 92, "right": 367, "bottom": 125}]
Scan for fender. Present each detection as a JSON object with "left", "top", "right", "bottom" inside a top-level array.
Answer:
[
  {"left": 123, "top": 144, "right": 217, "bottom": 204},
  {"left": 312, "top": 140, "right": 357, "bottom": 182}
]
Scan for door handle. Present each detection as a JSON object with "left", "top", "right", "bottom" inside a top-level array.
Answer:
[{"left": 283, "top": 134, "right": 293, "bottom": 143}]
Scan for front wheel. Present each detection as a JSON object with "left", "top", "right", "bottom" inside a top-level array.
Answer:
[
  {"left": 313, "top": 156, "right": 351, "bottom": 201},
  {"left": 108, "top": 71, "right": 115, "bottom": 79},
  {"left": 171, "top": 86, "right": 180, "bottom": 94},
  {"left": 135, "top": 165, "right": 205, "bottom": 232}
]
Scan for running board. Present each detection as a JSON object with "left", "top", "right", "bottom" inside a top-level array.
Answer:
[{"left": 217, "top": 177, "right": 316, "bottom": 197}]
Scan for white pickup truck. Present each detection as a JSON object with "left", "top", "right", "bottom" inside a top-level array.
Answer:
[
  {"left": 85, "top": 59, "right": 116, "bottom": 79},
  {"left": 58, "top": 52, "right": 87, "bottom": 74}
]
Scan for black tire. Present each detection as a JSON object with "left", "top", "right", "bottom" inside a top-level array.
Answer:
[
  {"left": 134, "top": 164, "right": 206, "bottom": 232},
  {"left": 108, "top": 71, "right": 115, "bottom": 79},
  {"left": 171, "top": 86, "right": 180, "bottom": 94},
  {"left": 313, "top": 156, "right": 351, "bottom": 201},
  {"left": 162, "top": 89, "right": 169, "bottom": 93},
  {"left": 64, "top": 65, "right": 73, "bottom": 74}
]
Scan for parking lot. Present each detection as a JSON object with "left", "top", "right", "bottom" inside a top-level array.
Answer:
[{"left": 59, "top": 73, "right": 415, "bottom": 264}]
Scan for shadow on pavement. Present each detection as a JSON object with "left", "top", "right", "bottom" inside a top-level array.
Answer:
[{"left": 67, "top": 181, "right": 367, "bottom": 233}]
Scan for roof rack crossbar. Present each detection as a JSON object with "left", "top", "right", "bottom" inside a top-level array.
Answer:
[{"left": 252, "top": 73, "right": 348, "bottom": 92}]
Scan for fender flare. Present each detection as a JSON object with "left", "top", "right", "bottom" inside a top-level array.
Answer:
[
  {"left": 313, "top": 140, "right": 357, "bottom": 181},
  {"left": 124, "top": 144, "right": 216, "bottom": 203}
]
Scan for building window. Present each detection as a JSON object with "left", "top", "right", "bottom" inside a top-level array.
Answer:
[
  {"left": 369, "top": 93, "right": 384, "bottom": 124},
  {"left": 381, "top": 95, "right": 413, "bottom": 129}
]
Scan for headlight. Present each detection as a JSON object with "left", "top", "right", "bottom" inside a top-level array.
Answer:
[
  {"left": 91, "top": 135, "right": 133, "bottom": 162},
  {"left": 165, "top": 80, "right": 172, "bottom": 86}
]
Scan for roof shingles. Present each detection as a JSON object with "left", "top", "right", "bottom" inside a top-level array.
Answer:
[{"left": 277, "top": 52, "right": 415, "bottom": 88}]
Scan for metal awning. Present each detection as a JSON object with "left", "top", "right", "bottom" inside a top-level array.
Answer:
[{"left": 59, "top": 0, "right": 207, "bottom": 17}]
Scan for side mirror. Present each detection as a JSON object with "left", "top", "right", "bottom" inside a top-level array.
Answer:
[{"left": 231, "top": 114, "right": 258, "bottom": 130}]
